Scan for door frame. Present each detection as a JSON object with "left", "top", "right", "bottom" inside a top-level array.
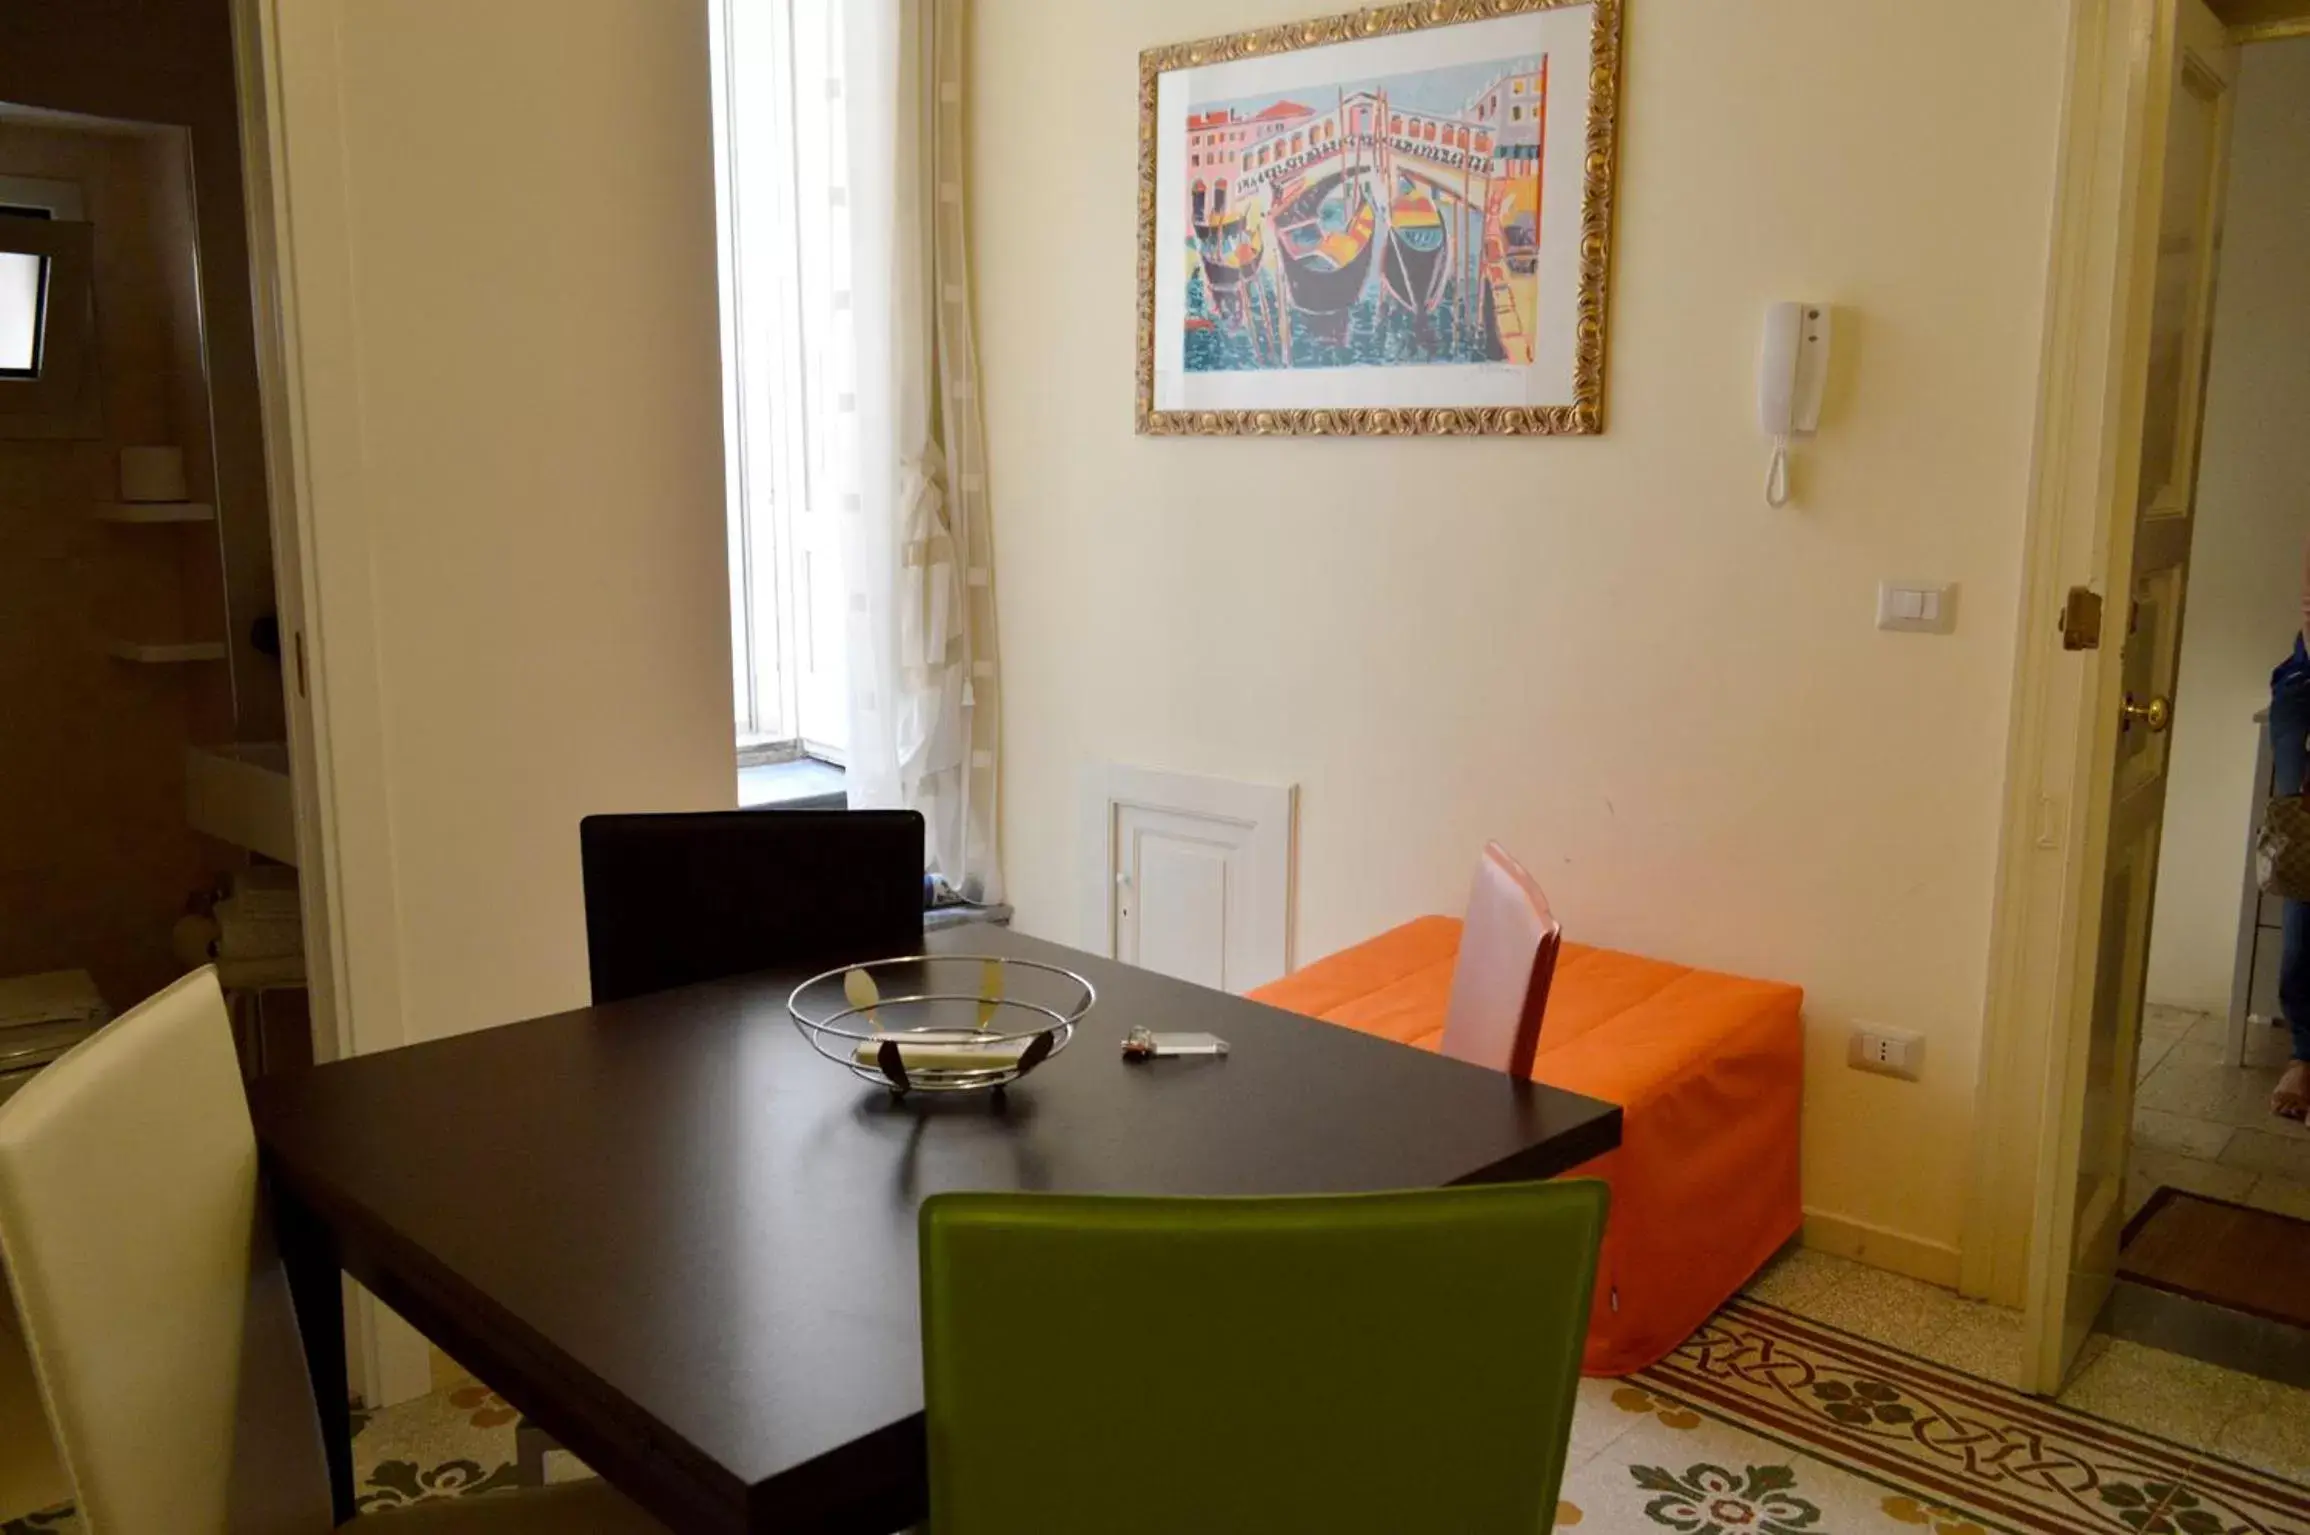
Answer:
[
  {"left": 1964, "top": 0, "right": 2179, "bottom": 1323},
  {"left": 229, "top": 0, "right": 434, "bottom": 1410},
  {"left": 1965, "top": 0, "right": 2274, "bottom": 1384}
]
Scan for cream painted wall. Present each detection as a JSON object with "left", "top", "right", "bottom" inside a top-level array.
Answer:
[
  {"left": 972, "top": 0, "right": 2070, "bottom": 1258},
  {"left": 260, "top": 0, "right": 735, "bottom": 1049},
  {"left": 2145, "top": 37, "right": 2310, "bottom": 1015}
]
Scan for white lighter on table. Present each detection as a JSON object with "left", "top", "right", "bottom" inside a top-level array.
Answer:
[{"left": 1121, "top": 1027, "right": 1230, "bottom": 1061}]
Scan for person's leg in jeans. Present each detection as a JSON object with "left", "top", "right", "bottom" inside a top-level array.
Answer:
[{"left": 2269, "top": 673, "right": 2310, "bottom": 1115}]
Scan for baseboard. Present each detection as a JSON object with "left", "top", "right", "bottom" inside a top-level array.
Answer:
[{"left": 1801, "top": 1208, "right": 1963, "bottom": 1289}]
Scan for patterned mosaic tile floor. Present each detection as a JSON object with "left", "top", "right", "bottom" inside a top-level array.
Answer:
[
  {"left": 1614, "top": 1297, "right": 2307, "bottom": 1535},
  {"left": 6, "top": 1249, "right": 2304, "bottom": 1531}
]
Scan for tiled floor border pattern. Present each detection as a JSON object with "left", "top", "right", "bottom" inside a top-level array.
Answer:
[
  {"left": 12, "top": 1287, "right": 2304, "bottom": 1534},
  {"left": 1635, "top": 1298, "right": 2309, "bottom": 1535}
]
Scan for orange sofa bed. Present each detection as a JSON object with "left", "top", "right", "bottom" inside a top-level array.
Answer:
[{"left": 1250, "top": 916, "right": 1803, "bottom": 1376}]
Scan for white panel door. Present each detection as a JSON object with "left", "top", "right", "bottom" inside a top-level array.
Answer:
[
  {"left": 1116, "top": 804, "right": 1240, "bottom": 990},
  {"left": 1080, "top": 764, "right": 1295, "bottom": 993}
]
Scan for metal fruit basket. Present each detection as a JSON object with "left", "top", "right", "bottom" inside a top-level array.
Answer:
[{"left": 786, "top": 954, "right": 1096, "bottom": 1094}]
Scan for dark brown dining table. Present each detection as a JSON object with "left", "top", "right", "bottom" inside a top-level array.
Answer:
[{"left": 251, "top": 924, "right": 1621, "bottom": 1533}]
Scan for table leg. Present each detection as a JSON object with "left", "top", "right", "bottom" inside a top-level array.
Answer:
[{"left": 271, "top": 1175, "right": 358, "bottom": 1524}]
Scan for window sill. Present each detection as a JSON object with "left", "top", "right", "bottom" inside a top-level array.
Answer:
[
  {"left": 730, "top": 759, "right": 1013, "bottom": 929},
  {"left": 737, "top": 757, "right": 847, "bottom": 810}
]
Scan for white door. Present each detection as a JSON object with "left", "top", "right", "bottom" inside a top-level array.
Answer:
[
  {"left": 2029, "top": 0, "right": 2235, "bottom": 1390},
  {"left": 1080, "top": 765, "right": 1295, "bottom": 993},
  {"left": 1115, "top": 804, "right": 1244, "bottom": 990}
]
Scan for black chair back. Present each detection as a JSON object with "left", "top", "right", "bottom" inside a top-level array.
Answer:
[{"left": 579, "top": 809, "right": 925, "bottom": 1004}]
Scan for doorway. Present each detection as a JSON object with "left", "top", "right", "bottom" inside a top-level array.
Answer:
[
  {"left": 1972, "top": 0, "right": 2310, "bottom": 1397},
  {"left": 0, "top": 97, "right": 314, "bottom": 1523},
  {"left": 2114, "top": 26, "right": 2310, "bottom": 1382},
  {"left": 0, "top": 102, "right": 309, "bottom": 1078}
]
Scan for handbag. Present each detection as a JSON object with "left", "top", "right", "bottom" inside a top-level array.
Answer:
[{"left": 2256, "top": 794, "right": 2310, "bottom": 902}]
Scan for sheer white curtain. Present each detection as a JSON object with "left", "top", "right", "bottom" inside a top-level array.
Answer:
[{"left": 801, "top": 0, "right": 1002, "bottom": 901}]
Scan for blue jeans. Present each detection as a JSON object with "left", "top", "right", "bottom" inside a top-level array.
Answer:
[{"left": 2270, "top": 648, "right": 2310, "bottom": 1062}]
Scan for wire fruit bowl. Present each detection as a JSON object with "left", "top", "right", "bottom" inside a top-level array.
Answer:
[{"left": 786, "top": 954, "right": 1096, "bottom": 1095}]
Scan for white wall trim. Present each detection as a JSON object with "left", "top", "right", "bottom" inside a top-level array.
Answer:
[
  {"left": 231, "top": 0, "right": 429, "bottom": 1410},
  {"left": 1077, "top": 763, "right": 1296, "bottom": 989}
]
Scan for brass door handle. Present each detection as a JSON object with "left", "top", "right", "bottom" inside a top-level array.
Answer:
[{"left": 2121, "top": 693, "right": 2172, "bottom": 733}]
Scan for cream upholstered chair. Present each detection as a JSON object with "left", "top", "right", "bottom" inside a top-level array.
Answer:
[
  {"left": 1439, "top": 841, "right": 1563, "bottom": 1079},
  {"left": 0, "top": 968, "right": 664, "bottom": 1534}
]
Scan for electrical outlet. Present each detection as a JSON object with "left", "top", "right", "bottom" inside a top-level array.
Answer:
[{"left": 1848, "top": 1024, "right": 1924, "bottom": 1081}]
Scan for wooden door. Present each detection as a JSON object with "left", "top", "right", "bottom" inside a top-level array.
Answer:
[{"left": 2033, "top": 0, "right": 2236, "bottom": 1387}]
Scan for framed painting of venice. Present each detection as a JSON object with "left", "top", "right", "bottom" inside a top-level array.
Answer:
[{"left": 1136, "top": 0, "right": 1622, "bottom": 437}]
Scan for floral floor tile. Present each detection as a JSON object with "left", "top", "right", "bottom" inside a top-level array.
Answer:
[
  {"left": 348, "top": 1382, "right": 525, "bottom": 1515},
  {"left": 1569, "top": 1372, "right": 1657, "bottom": 1467},
  {"left": 6, "top": 1290, "right": 2303, "bottom": 1533},
  {"left": 0, "top": 1379, "right": 528, "bottom": 1532},
  {"left": 1562, "top": 1395, "right": 1923, "bottom": 1535},
  {"left": 1634, "top": 1298, "right": 2309, "bottom": 1535}
]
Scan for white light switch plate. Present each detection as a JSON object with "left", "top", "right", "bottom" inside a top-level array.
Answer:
[{"left": 1877, "top": 581, "right": 1956, "bottom": 634}]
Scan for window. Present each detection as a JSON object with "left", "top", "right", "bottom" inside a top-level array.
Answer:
[
  {"left": 0, "top": 184, "right": 72, "bottom": 380},
  {"left": 709, "top": 2, "right": 850, "bottom": 775},
  {"left": 1511, "top": 105, "right": 1523, "bottom": 122},
  {"left": 0, "top": 233, "right": 45, "bottom": 379}
]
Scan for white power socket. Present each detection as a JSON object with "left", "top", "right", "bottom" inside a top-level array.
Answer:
[{"left": 1849, "top": 1025, "right": 1924, "bottom": 1081}]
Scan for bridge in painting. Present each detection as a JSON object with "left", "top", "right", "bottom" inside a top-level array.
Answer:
[{"left": 1183, "top": 60, "right": 1547, "bottom": 355}]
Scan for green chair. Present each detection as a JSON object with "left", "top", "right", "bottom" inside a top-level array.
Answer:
[{"left": 919, "top": 1179, "right": 1608, "bottom": 1535}]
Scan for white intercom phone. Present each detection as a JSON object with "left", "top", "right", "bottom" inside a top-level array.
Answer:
[{"left": 1758, "top": 301, "right": 1832, "bottom": 507}]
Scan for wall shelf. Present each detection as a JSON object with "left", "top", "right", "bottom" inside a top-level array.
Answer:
[
  {"left": 105, "top": 639, "right": 228, "bottom": 664},
  {"left": 93, "top": 502, "right": 215, "bottom": 525}
]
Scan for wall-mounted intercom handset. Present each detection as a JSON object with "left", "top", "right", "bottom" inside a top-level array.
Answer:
[{"left": 1758, "top": 302, "right": 1833, "bottom": 507}]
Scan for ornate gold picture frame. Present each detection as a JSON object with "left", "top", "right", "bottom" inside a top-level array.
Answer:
[{"left": 1136, "top": 0, "right": 1622, "bottom": 437}]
